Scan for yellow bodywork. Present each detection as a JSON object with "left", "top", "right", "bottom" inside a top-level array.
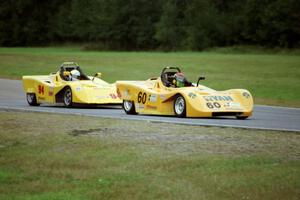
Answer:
[
  {"left": 116, "top": 78, "right": 253, "bottom": 118},
  {"left": 23, "top": 71, "right": 121, "bottom": 105}
]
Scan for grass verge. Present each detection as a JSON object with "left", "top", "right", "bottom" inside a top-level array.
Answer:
[
  {"left": 0, "top": 47, "right": 300, "bottom": 107},
  {"left": 0, "top": 110, "right": 299, "bottom": 200}
]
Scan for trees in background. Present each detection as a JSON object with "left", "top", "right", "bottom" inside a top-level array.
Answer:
[{"left": 0, "top": 0, "right": 299, "bottom": 50}]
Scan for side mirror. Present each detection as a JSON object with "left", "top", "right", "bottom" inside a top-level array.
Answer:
[
  {"left": 197, "top": 76, "right": 205, "bottom": 86},
  {"left": 95, "top": 72, "right": 102, "bottom": 78},
  {"left": 92, "top": 72, "right": 102, "bottom": 81}
]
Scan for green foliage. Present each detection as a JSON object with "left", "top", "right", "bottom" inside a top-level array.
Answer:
[
  {"left": 155, "top": 0, "right": 187, "bottom": 50},
  {"left": 184, "top": 0, "right": 221, "bottom": 50},
  {"left": 0, "top": 0, "right": 299, "bottom": 49}
]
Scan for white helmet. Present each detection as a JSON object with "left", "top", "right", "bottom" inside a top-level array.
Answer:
[{"left": 70, "top": 69, "right": 80, "bottom": 80}]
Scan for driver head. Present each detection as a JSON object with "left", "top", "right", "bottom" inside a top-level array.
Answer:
[
  {"left": 174, "top": 72, "right": 185, "bottom": 87},
  {"left": 70, "top": 69, "right": 80, "bottom": 80}
]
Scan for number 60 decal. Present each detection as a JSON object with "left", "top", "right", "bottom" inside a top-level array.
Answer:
[
  {"left": 137, "top": 92, "right": 147, "bottom": 104},
  {"left": 206, "top": 102, "right": 221, "bottom": 109}
]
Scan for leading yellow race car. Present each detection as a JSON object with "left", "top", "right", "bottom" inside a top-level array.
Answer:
[
  {"left": 23, "top": 62, "right": 121, "bottom": 107},
  {"left": 116, "top": 67, "right": 253, "bottom": 119}
]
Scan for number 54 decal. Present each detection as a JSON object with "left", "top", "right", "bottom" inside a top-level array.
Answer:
[
  {"left": 137, "top": 92, "right": 147, "bottom": 104},
  {"left": 38, "top": 85, "right": 44, "bottom": 95}
]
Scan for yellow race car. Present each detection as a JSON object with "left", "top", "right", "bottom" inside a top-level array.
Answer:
[
  {"left": 116, "top": 67, "right": 253, "bottom": 119},
  {"left": 23, "top": 62, "right": 121, "bottom": 107}
]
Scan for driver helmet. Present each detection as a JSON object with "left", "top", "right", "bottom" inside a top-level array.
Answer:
[
  {"left": 174, "top": 72, "right": 185, "bottom": 87},
  {"left": 70, "top": 69, "right": 80, "bottom": 80}
]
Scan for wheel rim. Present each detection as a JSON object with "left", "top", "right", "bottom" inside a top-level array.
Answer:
[
  {"left": 175, "top": 97, "right": 185, "bottom": 115},
  {"left": 27, "top": 94, "right": 34, "bottom": 103},
  {"left": 64, "top": 89, "right": 72, "bottom": 105},
  {"left": 123, "top": 100, "right": 133, "bottom": 111}
]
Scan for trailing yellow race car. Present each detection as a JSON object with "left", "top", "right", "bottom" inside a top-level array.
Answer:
[
  {"left": 23, "top": 62, "right": 121, "bottom": 107},
  {"left": 116, "top": 67, "right": 253, "bottom": 119}
]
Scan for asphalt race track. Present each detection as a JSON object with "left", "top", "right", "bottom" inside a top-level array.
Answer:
[{"left": 0, "top": 79, "right": 299, "bottom": 132}]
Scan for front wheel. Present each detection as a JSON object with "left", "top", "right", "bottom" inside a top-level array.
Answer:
[
  {"left": 63, "top": 87, "right": 73, "bottom": 107},
  {"left": 122, "top": 100, "right": 137, "bottom": 114},
  {"left": 174, "top": 94, "right": 186, "bottom": 117},
  {"left": 26, "top": 93, "right": 40, "bottom": 106}
]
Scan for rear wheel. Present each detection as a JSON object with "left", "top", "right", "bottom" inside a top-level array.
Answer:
[
  {"left": 122, "top": 100, "right": 137, "bottom": 114},
  {"left": 26, "top": 93, "right": 40, "bottom": 106},
  {"left": 174, "top": 94, "right": 186, "bottom": 117},
  {"left": 63, "top": 87, "right": 73, "bottom": 107}
]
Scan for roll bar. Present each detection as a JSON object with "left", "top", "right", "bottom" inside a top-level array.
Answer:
[{"left": 161, "top": 67, "right": 181, "bottom": 74}]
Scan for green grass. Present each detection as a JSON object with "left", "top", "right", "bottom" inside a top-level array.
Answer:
[
  {"left": 0, "top": 47, "right": 300, "bottom": 107},
  {"left": 0, "top": 110, "right": 299, "bottom": 200}
]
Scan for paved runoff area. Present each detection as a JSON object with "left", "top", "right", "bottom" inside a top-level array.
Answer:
[{"left": 0, "top": 79, "right": 299, "bottom": 132}]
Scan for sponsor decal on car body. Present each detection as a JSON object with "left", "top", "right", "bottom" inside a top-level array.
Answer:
[
  {"left": 48, "top": 86, "right": 54, "bottom": 96},
  {"left": 146, "top": 105, "right": 157, "bottom": 110},
  {"left": 148, "top": 94, "right": 157, "bottom": 102},
  {"left": 203, "top": 95, "right": 234, "bottom": 102},
  {"left": 188, "top": 92, "right": 197, "bottom": 99}
]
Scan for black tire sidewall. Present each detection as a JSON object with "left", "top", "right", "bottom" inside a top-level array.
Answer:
[
  {"left": 174, "top": 94, "right": 186, "bottom": 117},
  {"left": 236, "top": 116, "right": 248, "bottom": 120},
  {"left": 122, "top": 100, "right": 136, "bottom": 114},
  {"left": 26, "top": 93, "right": 39, "bottom": 106},
  {"left": 63, "top": 87, "right": 73, "bottom": 107}
]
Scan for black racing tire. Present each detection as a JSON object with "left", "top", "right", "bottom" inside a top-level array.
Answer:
[
  {"left": 26, "top": 93, "right": 40, "bottom": 106},
  {"left": 173, "top": 94, "right": 186, "bottom": 117},
  {"left": 122, "top": 100, "right": 137, "bottom": 115},
  {"left": 63, "top": 87, "right": 73, "bottom": 107},
  {"left": 236, "top": 115, "right": 248, "bottom": 120}
]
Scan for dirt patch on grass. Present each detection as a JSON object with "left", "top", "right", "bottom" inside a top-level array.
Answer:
[
  {"left": 69, "top": 128, "right": 111, "bottom": 136},
  {"left": 60, "top": 114, "right": 300, "bottom": 159}
]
